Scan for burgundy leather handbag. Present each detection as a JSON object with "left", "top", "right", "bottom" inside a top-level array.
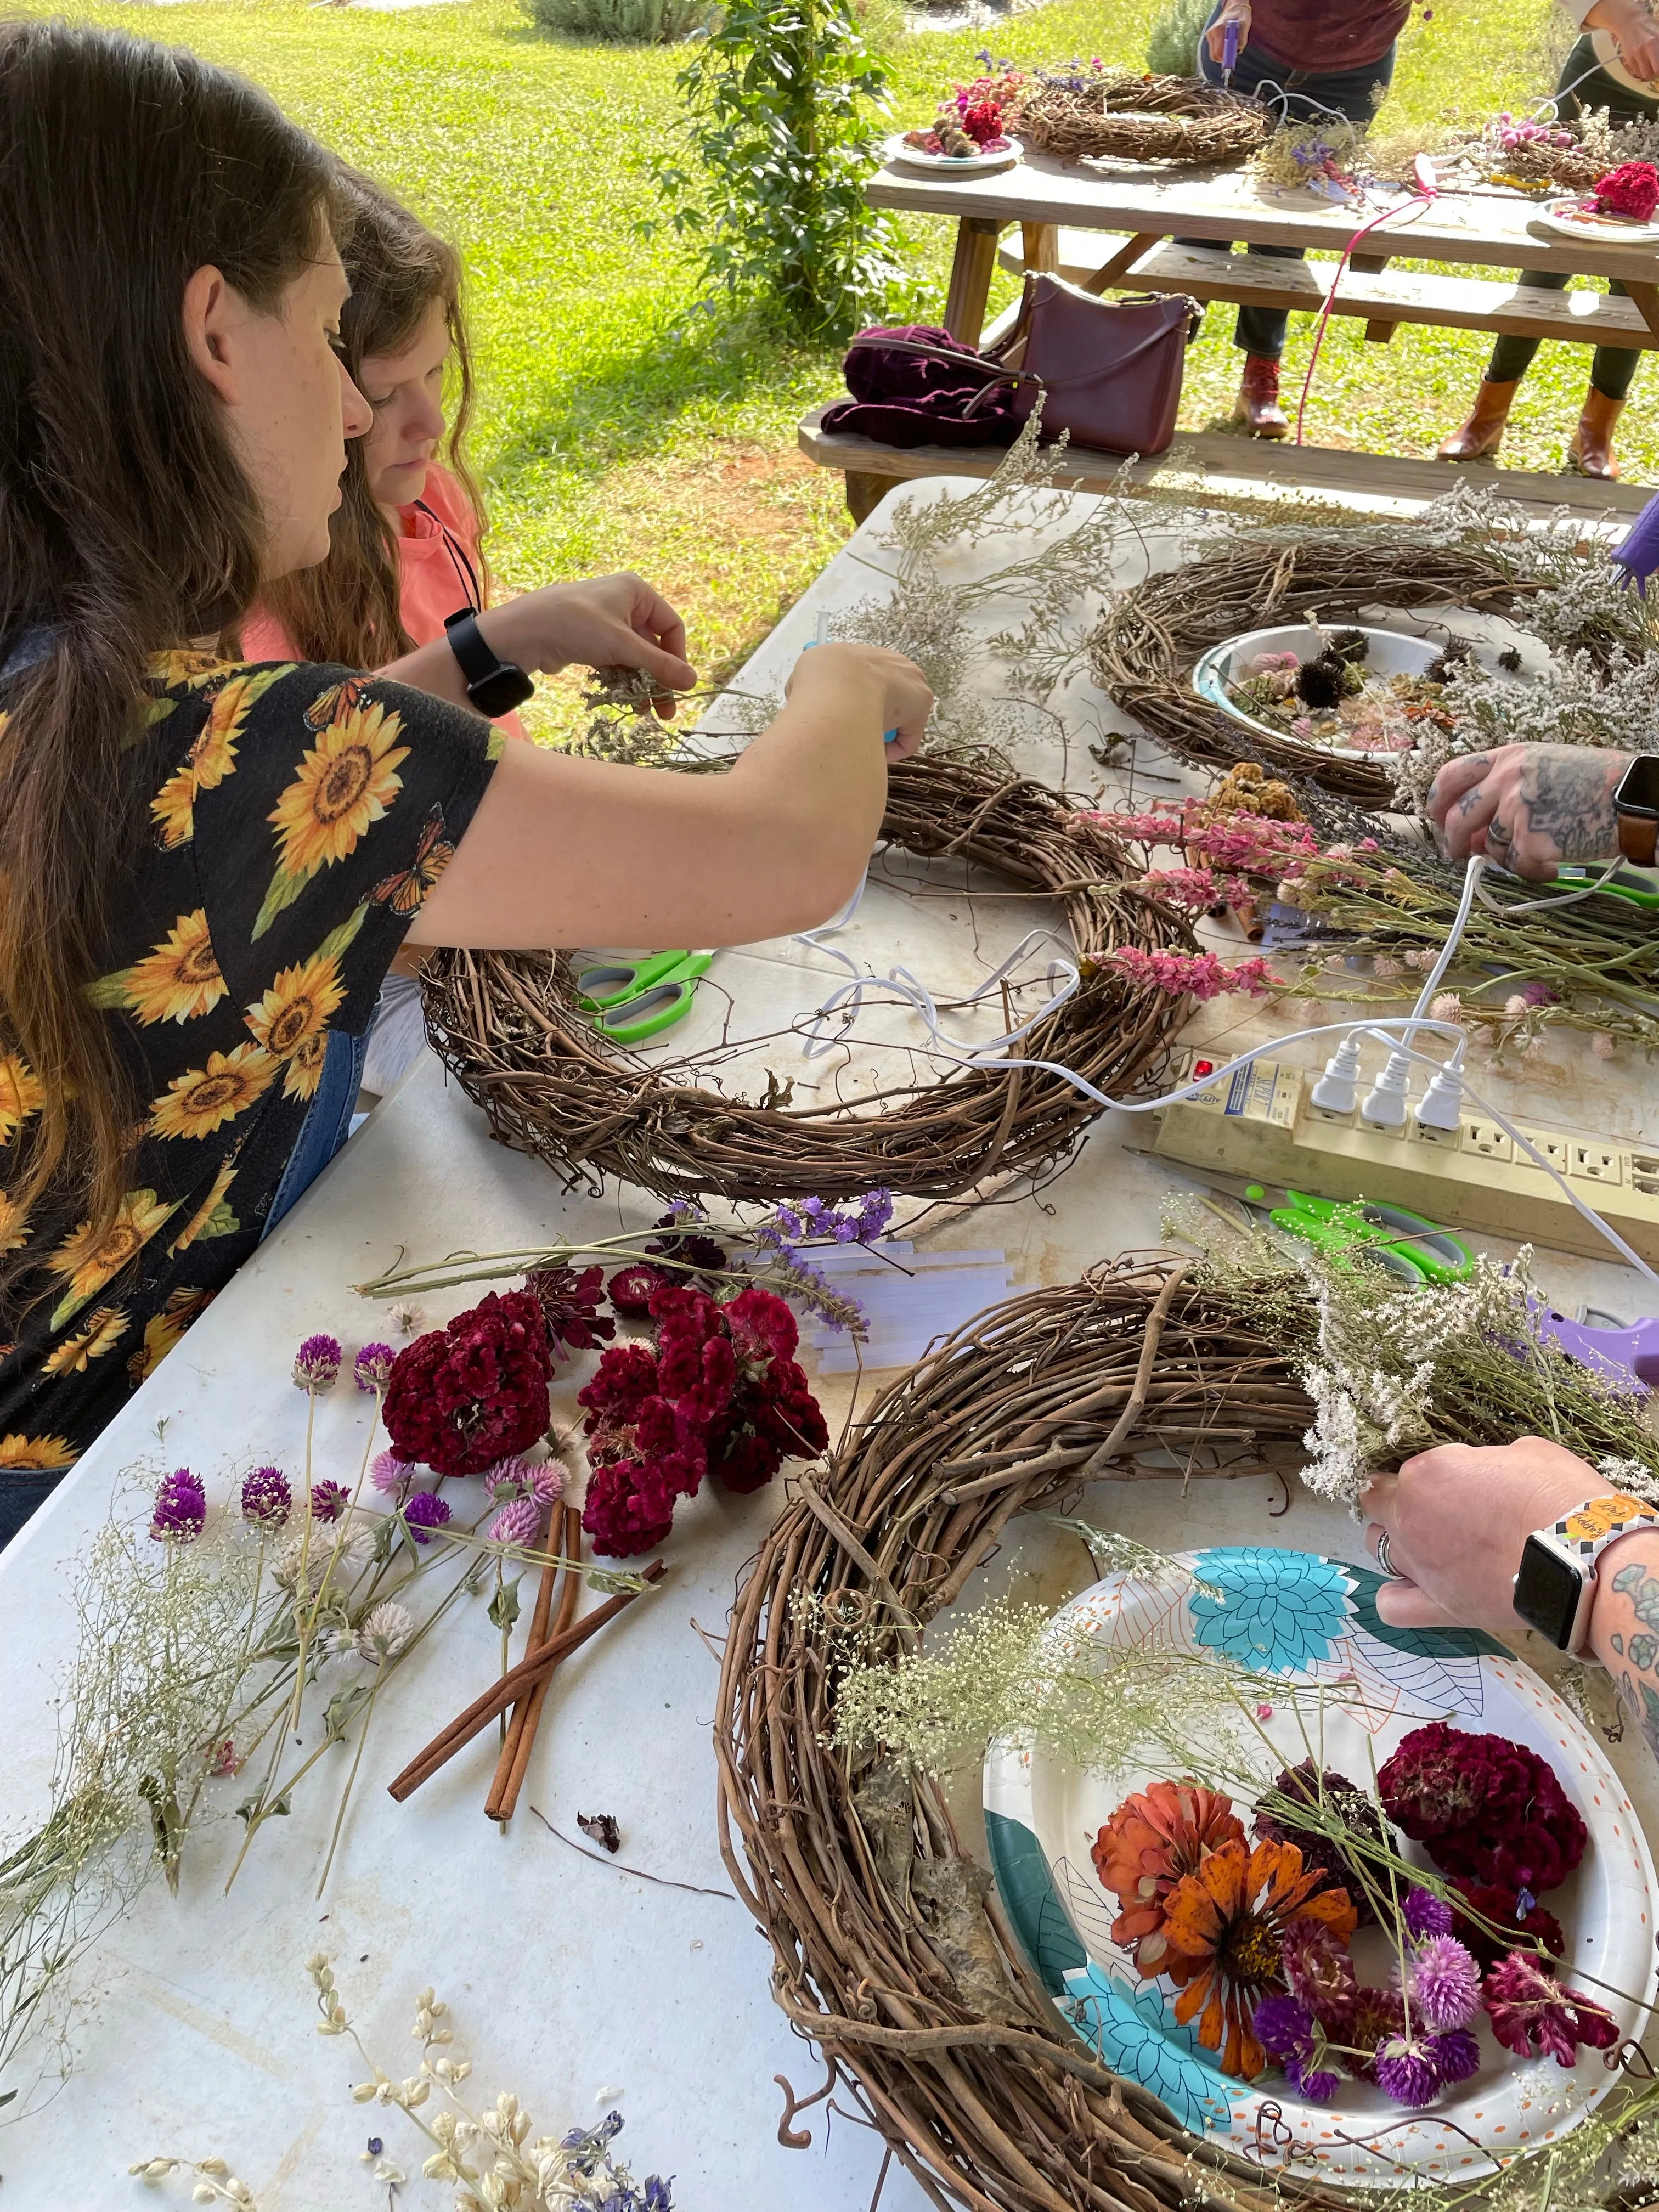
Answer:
[{"left": 833, "top": 273, "right": 1200, "bottom": 458}]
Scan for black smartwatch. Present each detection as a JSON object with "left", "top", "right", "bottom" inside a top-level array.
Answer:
[
  {"left": 443, "top": 608, "right": 534, "bottom": 719},
  {"left": 1511, "top": 1492, "right": 1659, "bottom": 1652},
  {"left": 1613, "top": 755, "right": 1659, "bottom": 868}
]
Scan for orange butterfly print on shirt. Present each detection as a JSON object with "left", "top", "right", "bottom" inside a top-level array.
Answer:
[
  {"left": 370, "top": 804, "right": 455, "bottom": 917},
  {"left": 304, "top": 674, "right": 374, "bottom": 732}
]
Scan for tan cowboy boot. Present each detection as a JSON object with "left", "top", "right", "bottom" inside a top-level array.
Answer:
[
  {"left": 1569, "top": 387, "right": 1625, "bottom": 479},
  {"left": 1234, "top": 354, "right": 1288, "bottom": 438},
  {"left": 1437, "top": 377, "right": 1520, "bottom": 461}
]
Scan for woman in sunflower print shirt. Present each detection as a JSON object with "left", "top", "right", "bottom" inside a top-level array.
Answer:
[{"left": 0, "top": 22, "right": 932, "bottom": 1543}]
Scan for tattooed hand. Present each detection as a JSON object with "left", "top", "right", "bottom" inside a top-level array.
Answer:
[{"left": 1426, "top": 744, "right": 1629, "bottom": 879}]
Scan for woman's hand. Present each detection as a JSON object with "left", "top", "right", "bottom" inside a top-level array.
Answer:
[
  {"left": 1358, "top": 1436, "right": 1603, "bottom": 1635},
  {"left": 1426, "top": 743, "right": 1628, "bottom": 878},
  {"left": 785, "top": 641, "right": 935, "bottom": 759},
  {"left": 1588, "top": 0, "right": 1659, "bottom": 81},
  {"left": 1205, "top": 0, "right": 1251, "bottom": 63},
  {"left": 480, "top": 574, "right": 695, "bottom": 714}
]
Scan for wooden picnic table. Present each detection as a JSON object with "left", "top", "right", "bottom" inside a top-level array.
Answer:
[{"left": 802, "top": 154, "right": 1659, "bottom": 521}]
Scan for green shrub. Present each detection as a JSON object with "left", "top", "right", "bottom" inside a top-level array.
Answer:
[
  {"left": 526, "top": 0, "right": 709, "bottom": 44},
  {"left": 1146, "top": 0, "right": 1212, "bottom": 76}
]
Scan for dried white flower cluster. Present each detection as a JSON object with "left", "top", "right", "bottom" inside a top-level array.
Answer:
[
  {"left": 307, "top": 1957, "right": 672, "bottom": 2212},
  {"left": 1393, "top": 644, "right": 1659, "bottom": 812},
  {"left": 129, "top": 2154, "right": 256, "bottom": 2208}
]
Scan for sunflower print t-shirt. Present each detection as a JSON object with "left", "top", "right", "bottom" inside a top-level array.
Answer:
[{"left": 0, "top": 654, "right": 499, "bottom": 1531}]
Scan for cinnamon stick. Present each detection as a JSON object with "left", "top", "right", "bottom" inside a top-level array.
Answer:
[
  {"left": 487, "top": 1545, "right": 557, "bottom": 1820},
  {"left": 388, "top": 1560, "right": 664, "bottom": 1803},
  {"left": 487, "top": 1505, "right": 582, "bottom": 1822}
]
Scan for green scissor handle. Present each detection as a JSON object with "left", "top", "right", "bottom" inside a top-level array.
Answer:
[
  {"left": 1554, "top": 866, "right": 1659, "bottom": 911},
  {"left": 584, "top": 951, "right": 713, "bottom": 1045},
  {"left": 1264, "top": 1188, "right": 1472, "bottom": 1286},
  {"left": 576, "top": 949, "right": 693, "bottom": 1013}
]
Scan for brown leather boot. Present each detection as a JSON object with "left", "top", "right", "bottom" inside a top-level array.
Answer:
[
  {"left": 1569, "top": 386, "right": 1624, "bottom": 479},
  {"left": 1437, "top": 377, "right": 1519, "bottom": 461},
  {"left": 1234, "top": 354, "right": 1288, "bottom": 438}
]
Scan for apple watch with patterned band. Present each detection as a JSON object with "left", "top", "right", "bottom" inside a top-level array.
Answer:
[
  {"left": 1615, "top": 757, "right": 1659, "bottom": 868},
  {"left": 1511, "top": 1492, "right": 1659, "bottom": 1654}
]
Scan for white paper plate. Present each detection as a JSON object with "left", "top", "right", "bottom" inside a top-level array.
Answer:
[
  {"left": 1532, "top": 195, "right": 1659, "bottom": 246},
  {"left": 983, "top": 1548, "right": 1658, "bottom": 2185},
  {"left": 883, "top": 132, "right": 1022, "bottom": 177}
]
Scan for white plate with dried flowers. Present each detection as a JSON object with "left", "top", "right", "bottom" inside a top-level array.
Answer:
[
  {"left": 884, "top": 133, "right": 1023, "bottom": 177},
  {"left": 1533, "top": 197, "right": 1659, "bottom": 247},
  {"left": 984, "top": 1548, "right": 1658, "bottom": 2186}
]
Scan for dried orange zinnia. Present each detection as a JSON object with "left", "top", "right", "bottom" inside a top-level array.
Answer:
[
  {"left": 1090, "top": 1780, "right": 1246, "bottom": 1976},
  {"left": 1161, "top": 1837, "right": 1358, "bottom": 2081}
]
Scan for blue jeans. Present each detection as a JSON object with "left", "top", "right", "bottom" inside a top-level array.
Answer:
[
  {"left": 263, "top": 1024, "right": 368, "bottom": 1240},
  {"left": 1180, "top": 8, "right": 1397, "bottom": 360}
]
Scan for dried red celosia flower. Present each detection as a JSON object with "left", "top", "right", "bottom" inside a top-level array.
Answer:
[
  {"left": 1594, "top": 159, "right": 1659, "bottom": 223},
  {"left": 1378, "top": 1723, "right": 1585, "bottom": 1895},
  {"left": 1448, "top": 1879, "right": 1565, "bottom": 1971},
  {"left": 383, "top": 1291, "right": 551, "bottom": 1480},
  {"left": 523, "top": 1264, "right": 616, "bottom": 1356},
  {"left": 1091, "top": 1781, "right": 1246, "bottom": 1976}
]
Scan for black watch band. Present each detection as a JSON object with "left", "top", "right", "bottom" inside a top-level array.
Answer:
[{"left": 443, "top": 608, "right": 534, "bottom": 719}]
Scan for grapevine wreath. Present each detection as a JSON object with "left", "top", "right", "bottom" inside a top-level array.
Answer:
[
  {"left": 420, "top": 755, "right": 1195, "bottom": 1207},
  {"left": 713, "top": 1256, "right": 1644, "bottom": 2212},
  {"left": 1089, "top": 537, "right": 1549, "bottom": 804},
  {"left": 1011, "top": 69, "right": 1271, "bottom": 168}
]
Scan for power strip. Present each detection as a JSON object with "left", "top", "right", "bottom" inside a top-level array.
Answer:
[{"left": 1124, "top": 1049, "right": 1659, "bottom": 1266}]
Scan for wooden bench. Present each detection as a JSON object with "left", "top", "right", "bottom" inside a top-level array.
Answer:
[
  {"left": 798, "top": 402, "right": 1658, "bottom": 524},
  {"left": 996, "top": 233, "right": 1659, "bottom": 350}
]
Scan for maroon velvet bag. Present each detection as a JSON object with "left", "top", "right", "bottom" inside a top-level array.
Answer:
[{"left": 827, "top": 276, "right": 1200, "bottom": 457}]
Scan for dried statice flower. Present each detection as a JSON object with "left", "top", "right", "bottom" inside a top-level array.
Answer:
[
  {"left": 487, "top": 1497, "right": 543, "bottom": 1549},
  {"left": 150, "top": 1468, "right": 206, "bottom": 1545},
  {"left": 401, "top": 1492, "right": 451, "bottom": 1545},
  {"left": 353, "top": 1343, "right": 393, "bottom": 1392},
  {"left": 368, "top": 1451, "right": 413, "bottom": 1500},
  {"left": 355, "top": 1601, "right": 414, "bottom": 1664},
  {"left": 292, "top": 1333, "right": 343, "bottom": 1392},
  {"left": 239, "top": 1466, "right": 292, "bottom": 1530}
]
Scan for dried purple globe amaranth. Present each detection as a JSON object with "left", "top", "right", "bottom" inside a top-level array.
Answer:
[
  {"left": 240, "top": 1464, "right": 294, "bottom": 1528},
  {"left": 1254, "top": 1762, "right": 1390, "bottom": 1926},
  {"left": 1251, "top": 1995, "right": 1339, "bottom": 2102},
  {"left": 150, "top": 1467, "right": 206, "bottom": 1544},
  {"left": 1403, "top": 1885, "right": 1453, "bottom": 1940},
  {"left": 486, "top": 1496, "right": 543, "bottom": 1549},
  {"left": 310, "top": 1480, "right": 349, "bottom": 1524},
  {"left": 369, "top": 1450, "right": 413, "bottom": 1499},
  {"left": 1432, "top": 2027, "right": 1481, "bottom": 2087},
  {"left": 292, "top": 1332, "right": 343, "bottom": 1392},
  {"left": 1373, "top": 2035, "right": 1443, "bottom": 2107},
  {"left": 402, "top": 1491, "right": 452, "bottom": 1545},
  {"left": 354, "top": 1342, "right": 394, "bottom": 1392},
  {"left": 1408, "top": 1934, "right": 1482, "bottom": 2032},
  {"left": 531, "top": 1458, "right": 566, "bottom": 1508}
]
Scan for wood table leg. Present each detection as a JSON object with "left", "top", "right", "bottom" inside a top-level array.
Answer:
[
  {"left": 845, "top": 470, "right": 904, "bottom": 526},
  {"left": 1625, "top": 278, "right": 1659, "bottom": 341},
  {"left": 1081, "top": 231, "right": 1162, "bottom": 295},
  {"left": 943, "top": 217, "right": 1003, "bottom": 345},
  {"left": 1350, "top": 253, "right": 1397, "bottom": 344},
  {"left": 1021, "top": 221, "right": 1060, "bottom": 276}
]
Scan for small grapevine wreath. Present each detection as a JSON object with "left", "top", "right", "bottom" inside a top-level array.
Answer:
[
  {"left": 713, "top": 1255, "right": 1628, "bottom": 2212},
  {"left": 1088, "top": 536, "right": 1547, "bottom": 804},
  {"left": 420, "top": 757, "right": 1194, "bottom": 1207},
  {"left": 1012, "top": 69, "right": 1271, "bottom": 167}
]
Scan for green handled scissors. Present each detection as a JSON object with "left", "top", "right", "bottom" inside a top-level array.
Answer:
[
  {"left": 1243, "top": 1184, "right": 1472, "bottom": 1287},
  {"left": 575, "top": 949, "right": 713, "bottom": 1045}
]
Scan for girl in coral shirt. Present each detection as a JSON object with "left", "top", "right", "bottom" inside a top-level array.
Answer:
[{"left": 244, "top": 168, "right": 522, "bottom": 1092}]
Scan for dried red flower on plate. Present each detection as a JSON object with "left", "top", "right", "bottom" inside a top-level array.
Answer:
[
  {"left": 1090, "top": 1781, "right": 1247, "bottom": 1976},
  {"left": 1378, "top": 1723, "right": 1586, "bottom": 1895},
  {"left": 1482, "top": 1950, "right": 1620, "bottom": 2064},
  {"left": 1593, "top": 159, "right": 1659, "bottom": 223},
  {"left": 1254, "top": 1762, "right": 1391, "bottom": 1927},
  {"left": 524, "top": 1263, "right": 616, "bottom": 1356},
  {"left": 383, "top": 1291, "right": 552, "bottom": 1480},
  {"left": 1448, "top": 1879, "right": 1565, "bottom": 1971}
]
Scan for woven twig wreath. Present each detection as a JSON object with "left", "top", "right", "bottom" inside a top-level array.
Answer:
[
  {"left": 1089, "top": 538, "right": 1545, "bottom": 804},
  {"left": 715, "top": 1255, "right": 1341, "bottom": 2212},
  {"left": 1012, "top": 71, "right": 1271, "bottom": 167},
  {"left": 420, "top": 757, "right": 1194, "bottom": 1207}
]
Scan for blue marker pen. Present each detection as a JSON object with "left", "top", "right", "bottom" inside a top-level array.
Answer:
[{"left": 810, "top": 609, "right": 900, "bottom": 741}]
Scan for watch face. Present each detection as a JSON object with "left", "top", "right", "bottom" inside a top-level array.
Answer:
[
  {"left": 1512, "top": 1535, "right": 1583, "bottom": 1649},
  {"left": 1617, "top": 754, "right": 1659, "bottom": 820}
]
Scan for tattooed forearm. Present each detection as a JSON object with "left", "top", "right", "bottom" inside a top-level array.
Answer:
[
  {"left": 1522, "top": 749, "right": 1623, "bottom": 863},
  {"left": 1595, "top": 1541, "right": 1659, "bottom": 1764}
]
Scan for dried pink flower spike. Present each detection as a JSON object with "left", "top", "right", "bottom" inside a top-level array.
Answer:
[{"left": 487, "top": 1497, "right": 544, "bottom": 1549}]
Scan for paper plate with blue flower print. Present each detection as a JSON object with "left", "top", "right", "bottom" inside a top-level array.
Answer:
[{"left": 982, "top": 1547, "right": 1658, "bottom": 2187}]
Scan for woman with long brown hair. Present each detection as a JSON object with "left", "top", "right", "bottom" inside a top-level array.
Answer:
[{"left": 0, "top": 18, "right": 930, "bottom": 1541}]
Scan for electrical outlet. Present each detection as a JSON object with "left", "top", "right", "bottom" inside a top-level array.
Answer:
[
  {"left": 1516, "top": 1127, "right": 1571, "bottom": 1179},
  {"left": 1409, "top": 1119, "right": 1458, "bottom": 1149},
  {"left": 1460, "top": 1119, "right": 1513, "bottom": 1164},
  {"left": 1307, "top": 1102, "right": 1357, "bottom": 1127},
  {"left": 1634, "top": 1154, "right": 1659, "bottom": 1196},
  {"left": 1570, "top": 1142, "right": 1623, "bottom": 1186}
]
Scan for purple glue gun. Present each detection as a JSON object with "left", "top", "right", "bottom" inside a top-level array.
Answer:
[
  {"left": 1531, "top": 1299, "right": 1659, "bottom": 1390},
  {"left": 1222, "top": 15, "right": 1240, "bottom": 78}
]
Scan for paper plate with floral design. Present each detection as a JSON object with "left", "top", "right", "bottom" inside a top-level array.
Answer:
[
  {"left": 1533, "top": 197, "right": 1659, "bottom": 246},
  {"left": 982, "top": 1547, "right": 1657, "bottom": 2186}
]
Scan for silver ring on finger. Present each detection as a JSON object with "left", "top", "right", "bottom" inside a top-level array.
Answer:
[
  {"left": 1374, "top": 1528, "right": 1396, "bottom": 1579},
  {"left": 1488, "top": 819, "right": 1514, "bottom": 847}
]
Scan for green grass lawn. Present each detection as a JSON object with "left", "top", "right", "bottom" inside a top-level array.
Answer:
[{"left": 27, "top": 0, "right": 1657, "bottom": 732}]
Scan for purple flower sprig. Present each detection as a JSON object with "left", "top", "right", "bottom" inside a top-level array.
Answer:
[
  {"left": 240, "top": 1465, "right": 293, "bottom": 1529},
  {"left": 354, "top": 1342, "right": 394, "bottom": 1392},
  {"left": 402, "top": 1492, "right": 451, "bottom": 1546},
  {"left": 311, "top": 1480, "right": 349, "bottom": 1524},
  {"left": 292, "top": 1333, "right": 342, "bottom": 1393},
  {"left": 150, "top": 1468, "right": 206, "bottom": 1544}
]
